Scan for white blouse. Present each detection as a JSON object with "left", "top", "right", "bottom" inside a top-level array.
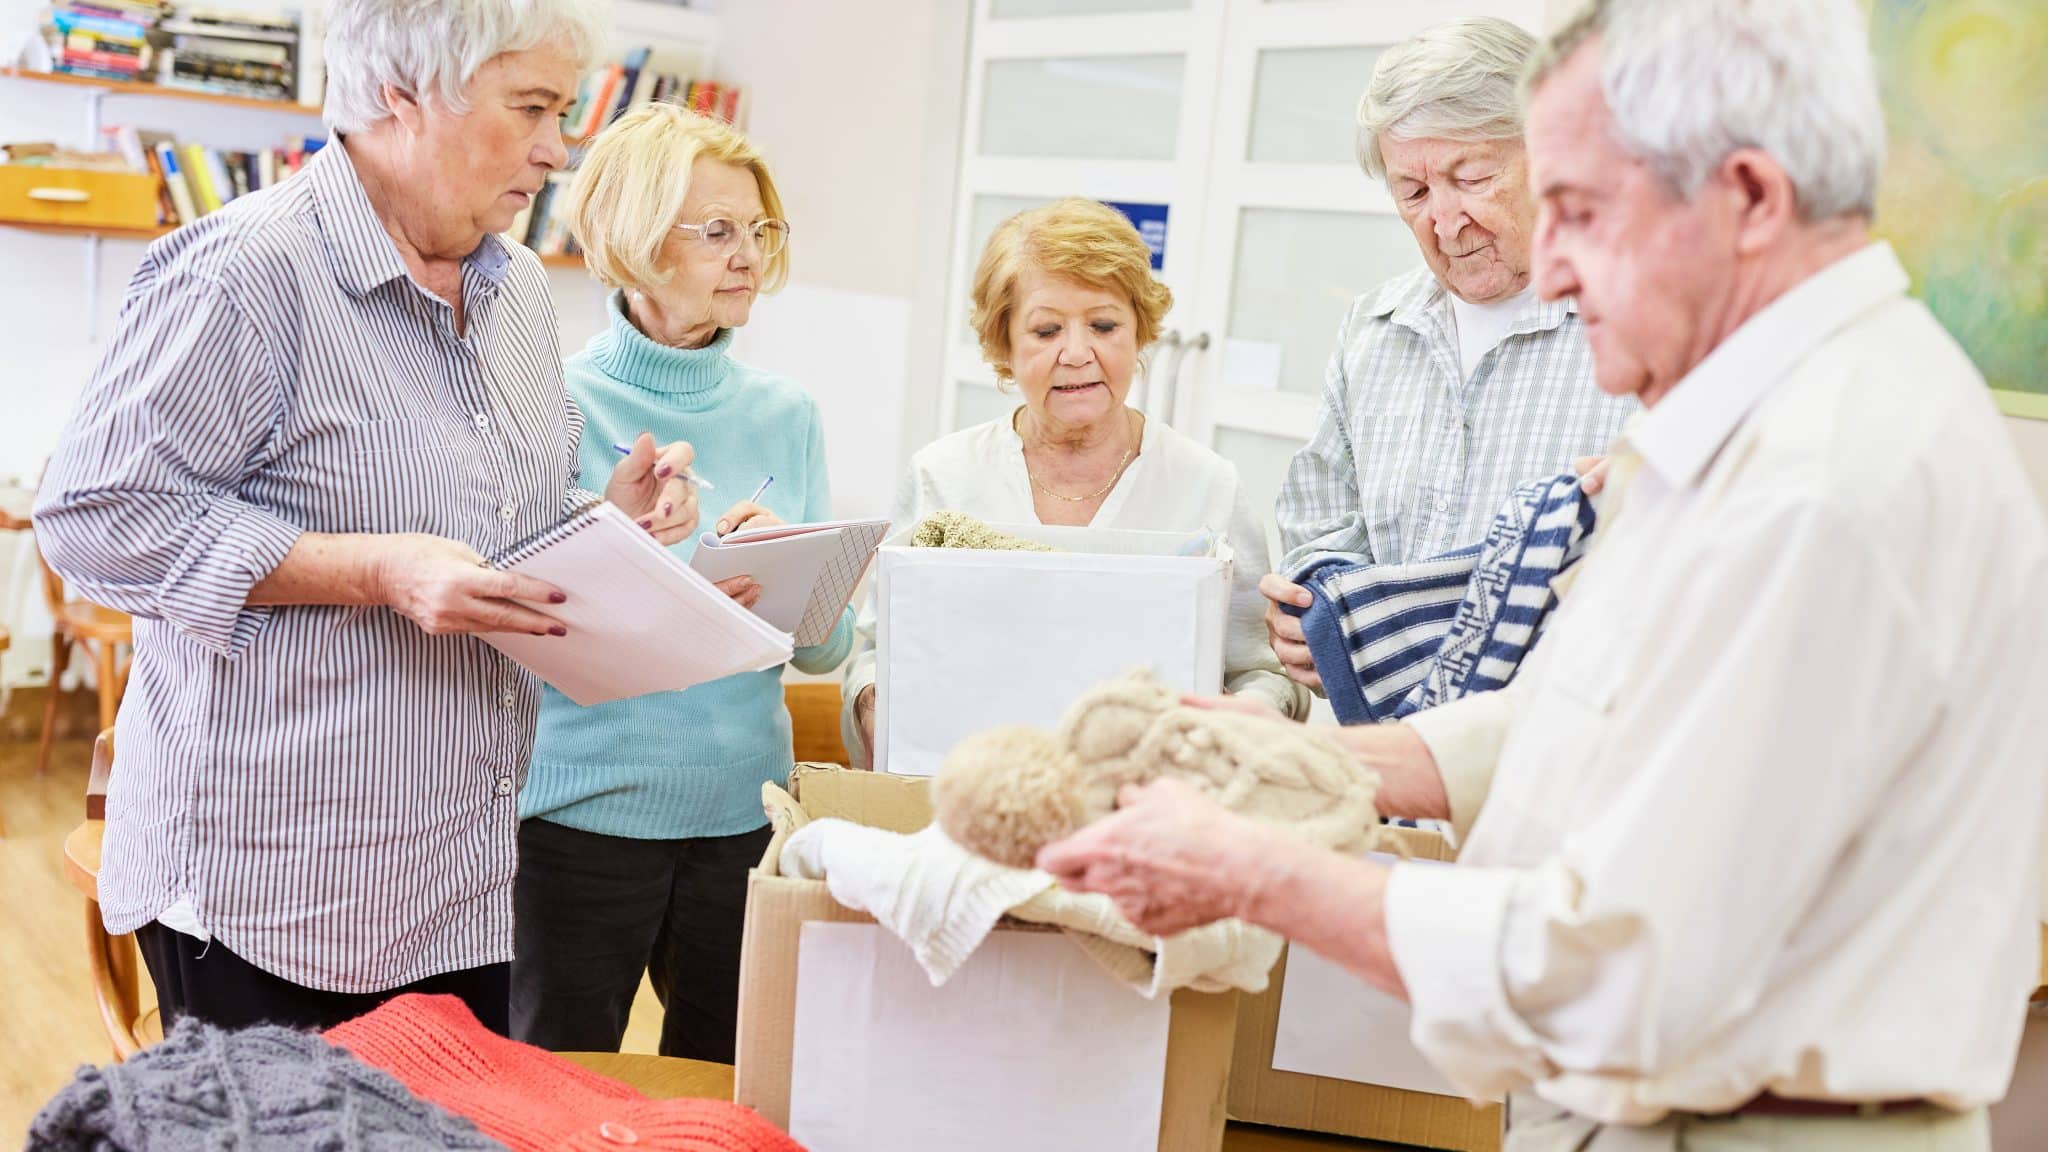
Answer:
[{"left": 841, "top": 407, "right": 1309, "bottom": 767}]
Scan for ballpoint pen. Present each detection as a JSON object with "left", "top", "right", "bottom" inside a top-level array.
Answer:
[
  {"left": 611, "top": 441, "right": 713, "bottom": 489},
  {"left": 743, "top": 474, "right": 775, "bottom": 507}
]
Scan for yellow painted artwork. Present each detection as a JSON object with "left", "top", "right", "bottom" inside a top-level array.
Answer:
[{"left": 1867, "top": 0, "right": 2047, "bottom": 417}]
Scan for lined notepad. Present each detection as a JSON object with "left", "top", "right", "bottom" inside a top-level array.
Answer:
[
  {"left": 483, "top": 501, "right": 794, "bottom": 705},
  {"left": 689, "top": 517, "right": 890, "bottom": 646}
]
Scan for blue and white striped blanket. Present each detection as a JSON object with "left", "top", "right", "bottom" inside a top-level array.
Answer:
[{"left": 1287, "top": 472, "right": 1597, "bottom": 725}]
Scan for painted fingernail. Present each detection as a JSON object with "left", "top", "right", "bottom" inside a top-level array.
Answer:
[
  {"left": 662, "top": 501, "right": 673, "bottom": 517},
  {"left": 549, "top": 592, "right": 566, "bottom": 604},
  {"left": 550, "top": 626, "right": 567, "bottom": 637},
  {"left": 638, "top": 518, "right": 653, "bottom": 529},
  {"left": 657, "top": 465, "right": 674, "bottom": 478}
]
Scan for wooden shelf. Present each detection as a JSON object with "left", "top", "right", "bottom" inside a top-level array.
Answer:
[
  {"left": 0, "top": 68, "right": 323, "bottom": 118},
  {"left": 539, "top": 252, "right": 585, "bottom": 269},
  {"left": 1, "top": 219, "right": 172, "bottom": 242}
]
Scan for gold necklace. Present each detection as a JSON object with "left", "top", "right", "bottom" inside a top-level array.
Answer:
[{"left": 1022, "top": 411, "right": 1140, "bottom": 503}]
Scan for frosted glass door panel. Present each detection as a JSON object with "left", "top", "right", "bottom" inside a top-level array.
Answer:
[
  {"left": 981, "top": 56, "right": 1185, "bottom": 161},
  {"left": 1227, "top": 207, "right": 1420, "bottom": 396},
  {"left": 992, "top": 0, "right": 1189, "bottom": 15},
  {"left": 961, "top": 195, "right": 1052, "bottom": 341},
  {"left": 1248, "top": 46, "right": 1385, "bottom": 164},
  {"left": 1213, "top": 426, "right": 1308, "bottom": 564}
]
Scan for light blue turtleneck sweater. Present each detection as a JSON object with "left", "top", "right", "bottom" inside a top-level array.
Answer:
[{"left": 522, "top": 292, "right": 855, "bottom": 839}]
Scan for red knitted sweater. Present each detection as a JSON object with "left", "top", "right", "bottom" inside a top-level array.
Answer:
[{"left": 325, "top": 994, "right": 804, "bottom": 1152}]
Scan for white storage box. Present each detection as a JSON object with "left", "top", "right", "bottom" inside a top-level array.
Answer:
[{"left": 873, "top": 523, "right": 1231, "bottom": 776}]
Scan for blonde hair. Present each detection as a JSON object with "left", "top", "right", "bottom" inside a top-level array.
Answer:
[
  {"left": 564, "top": 103, "right": 790, "bottom": 294},
  {"left": 970, "top": 197, "right": 1173, "bottom": 381}
]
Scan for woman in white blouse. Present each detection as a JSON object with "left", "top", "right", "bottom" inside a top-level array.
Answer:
[{"left": 840, "top": 197, "right": 1309, "bottom": 765}]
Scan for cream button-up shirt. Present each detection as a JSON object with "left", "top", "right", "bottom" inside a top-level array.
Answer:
[{"left": 1387, "top": 243, "right": 2048, "bottom": 1124}]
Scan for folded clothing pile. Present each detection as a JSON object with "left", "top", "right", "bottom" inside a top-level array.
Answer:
[{"left": 30, "top": 994, "right": 805, "bottom": 1152}]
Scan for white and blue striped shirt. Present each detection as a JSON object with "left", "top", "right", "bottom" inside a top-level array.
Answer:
[
  {"left": 1277, "top": 267, "right": 1635, "bottom": 570},
  {"left": 34, "top": 140, "right": 584, "bottom": 992}
]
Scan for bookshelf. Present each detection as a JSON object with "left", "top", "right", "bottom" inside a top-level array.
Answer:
[
  {"left": 0, "top": 220, "right": 174, "bottom": 242},
  {"left": 0, "top": 67, "right": 324, "bottom": 117}
]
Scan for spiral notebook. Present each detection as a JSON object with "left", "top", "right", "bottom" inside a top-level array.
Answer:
[
  {"left": 688, "top": 517, "right": 890, "bottom": 646},
  {"left": 483, "top": 501, "right": 794, "bottom": 706}
]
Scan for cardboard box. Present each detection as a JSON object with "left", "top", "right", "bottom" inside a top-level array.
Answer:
[
  {"left": 736, "top": 765, "right": 1240, "bottom": 1151},
  {"left": 1227, "top": 825, "right": 1502, "bottom": 1152},
  {"left": 873, "top": 523, "right": 1231, "bottom": 776}
]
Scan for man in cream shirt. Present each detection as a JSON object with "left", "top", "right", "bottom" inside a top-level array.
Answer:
[{"left": 1037, "top": 1, "right": 2048, "bottom": 1147}]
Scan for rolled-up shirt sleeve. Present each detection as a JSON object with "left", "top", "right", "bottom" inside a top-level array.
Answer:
[{"left": 34, "top": 267, "right": 301, "bottom": 657}]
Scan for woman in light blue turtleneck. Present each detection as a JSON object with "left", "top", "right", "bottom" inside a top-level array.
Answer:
[{"left": 511, "top": 105, "right": 853, "bottom": 1061}]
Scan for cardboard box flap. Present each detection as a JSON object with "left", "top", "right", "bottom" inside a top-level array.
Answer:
[{"left": 737, "top": 768, "right": 1240, "bottom": 1151}]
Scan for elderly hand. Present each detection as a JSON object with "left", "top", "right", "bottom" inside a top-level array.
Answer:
[
  {"left": 714, "top": 500, "right": 780, "bottom": 538},
  {"left": 714, "top": 575, "right": 761, "bottom": 609},
  {"left": 854, "top": 684, "right": 878, "bottom": 770},
  {"left": 1258, "top": 572, "right": 1321, "bottom": 690},
  {"left": 1573, "top": 454, "right": 1610, "bottom": 496},
  {"left": 373, "top": 533, "right": 567, "bottom": 637},
  {"left": 1036, "top": 778, "right": 1281, "bottom": 937},
  {"left": 605, "top": 432, "right": 700, "bottom": 545}
]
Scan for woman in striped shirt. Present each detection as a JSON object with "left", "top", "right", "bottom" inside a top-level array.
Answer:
[{"left": 34, "top": 0, "right": 698, "bottom": 1034}]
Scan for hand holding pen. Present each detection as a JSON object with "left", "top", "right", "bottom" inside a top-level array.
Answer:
[
  {"left": 715, "top": 475, "right": 778, "bottom": 537},
  {"left": 603, "top": 433, "right": 700, "bottom": 545}
]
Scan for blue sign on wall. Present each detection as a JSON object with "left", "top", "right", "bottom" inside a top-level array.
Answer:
[{"left": 1104, "top": 200, "right": 1169, "bottom": 271}]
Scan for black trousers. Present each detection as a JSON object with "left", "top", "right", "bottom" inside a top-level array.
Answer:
[
  {"left": 511, "top": 817, "right": 772, "bottom": 1062},
  {"left": 135, "top": 921, "right": 510, "bottom": 1034}
]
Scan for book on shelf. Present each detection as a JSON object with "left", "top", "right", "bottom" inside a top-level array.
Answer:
[
  {"left": 37, "top": 1, "right": 323, "bottom": 106},
  {"left": 85, "top": 122, "right": 325, "bottom": 228},
  {"left": 563, "top": 46, "right": 747, "bottom": 140}
]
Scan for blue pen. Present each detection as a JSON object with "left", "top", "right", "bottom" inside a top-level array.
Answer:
[
  {"left": 611, "top": 441, "right": 713, "bottom": 489},
  {"left": 744, "top": 475, "right": 775, "bottom": 507}
]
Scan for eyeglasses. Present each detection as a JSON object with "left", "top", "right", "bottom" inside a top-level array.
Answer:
[{"left": 673, "top": 217, "right": 791, "bottom": 259}]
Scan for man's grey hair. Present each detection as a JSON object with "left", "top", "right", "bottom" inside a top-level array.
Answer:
[
  {"left": 1356, "top": 17, "right": 1539, "bottom": 182},
  {"left": 1527, "top": 0, "right": 1886, "bottom": 220},
  {"left": 323, "top": 0, "right": 610, "bottom": 134}
]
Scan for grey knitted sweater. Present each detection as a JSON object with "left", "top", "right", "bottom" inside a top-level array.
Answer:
[{"left": 27, "top": 1019, "right": 506, "bottom": 1151}]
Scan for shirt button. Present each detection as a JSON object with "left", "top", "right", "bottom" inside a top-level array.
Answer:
[
  {"left": 500, "top": 504, "right": 517, "bottom": 521},
  {"left": 473, "top": 412, "right": 489, "bottom": 429},
  {"left": 599, "top": 1122, "right": 639, "bottom": 1145},
  {"left": 500, "top": 692, "right": 516, "bottom": 708},
  {"left": 495, "top": 777, "right": 513, "bottom": 796}
]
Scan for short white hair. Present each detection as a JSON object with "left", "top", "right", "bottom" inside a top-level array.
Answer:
[
  {"left": 1529, "top": 0, "right": 1886, "bottom": 220},
  {"left": 323, "top": 0, "right": 609, "bottom": 134},
  {"left": 1356, "top": 18, "right": 1538, "bottom": 182}
]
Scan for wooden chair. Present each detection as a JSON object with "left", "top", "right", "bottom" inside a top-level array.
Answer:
[
  {"left": 62, "top": 728, "right": 161, "bottom": 1060},
  {"left": 36, "top": 532, "right": 133, "bottom": 777},
  {"left": 784, "top": 682, "right": 848, "bottom": 766}
]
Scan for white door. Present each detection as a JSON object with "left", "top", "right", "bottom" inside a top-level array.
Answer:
[
  {"left": 941, "top": 0, "right": 1227, "bottom": 434},
  {"left": 1175, "top": 0, "right": 1545, "bottom": 561}
]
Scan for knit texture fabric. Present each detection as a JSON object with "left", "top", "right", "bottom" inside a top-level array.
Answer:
[
  {"left": 909, "top": 510, "right": 1057, "bottom": 552},
  {"left": 27, "top": 1017, "right": 504, "bottom": 1152},
  {"left": 1288, "top": 471, "right": 1596, "bottom": 725},
  {"left": 327, "top": 992, "right": 798, "bottom": 1139},
  {"left": 325, "top": 994, "right": 804, "bottom": 1152}
]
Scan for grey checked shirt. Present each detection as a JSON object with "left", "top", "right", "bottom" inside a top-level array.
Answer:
[
  {"left": 1278, "top": 267, "right": 1635, "bottom": 570},
  {"left": 35, "top": 141, "right": 585, "bottom": 992}
]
